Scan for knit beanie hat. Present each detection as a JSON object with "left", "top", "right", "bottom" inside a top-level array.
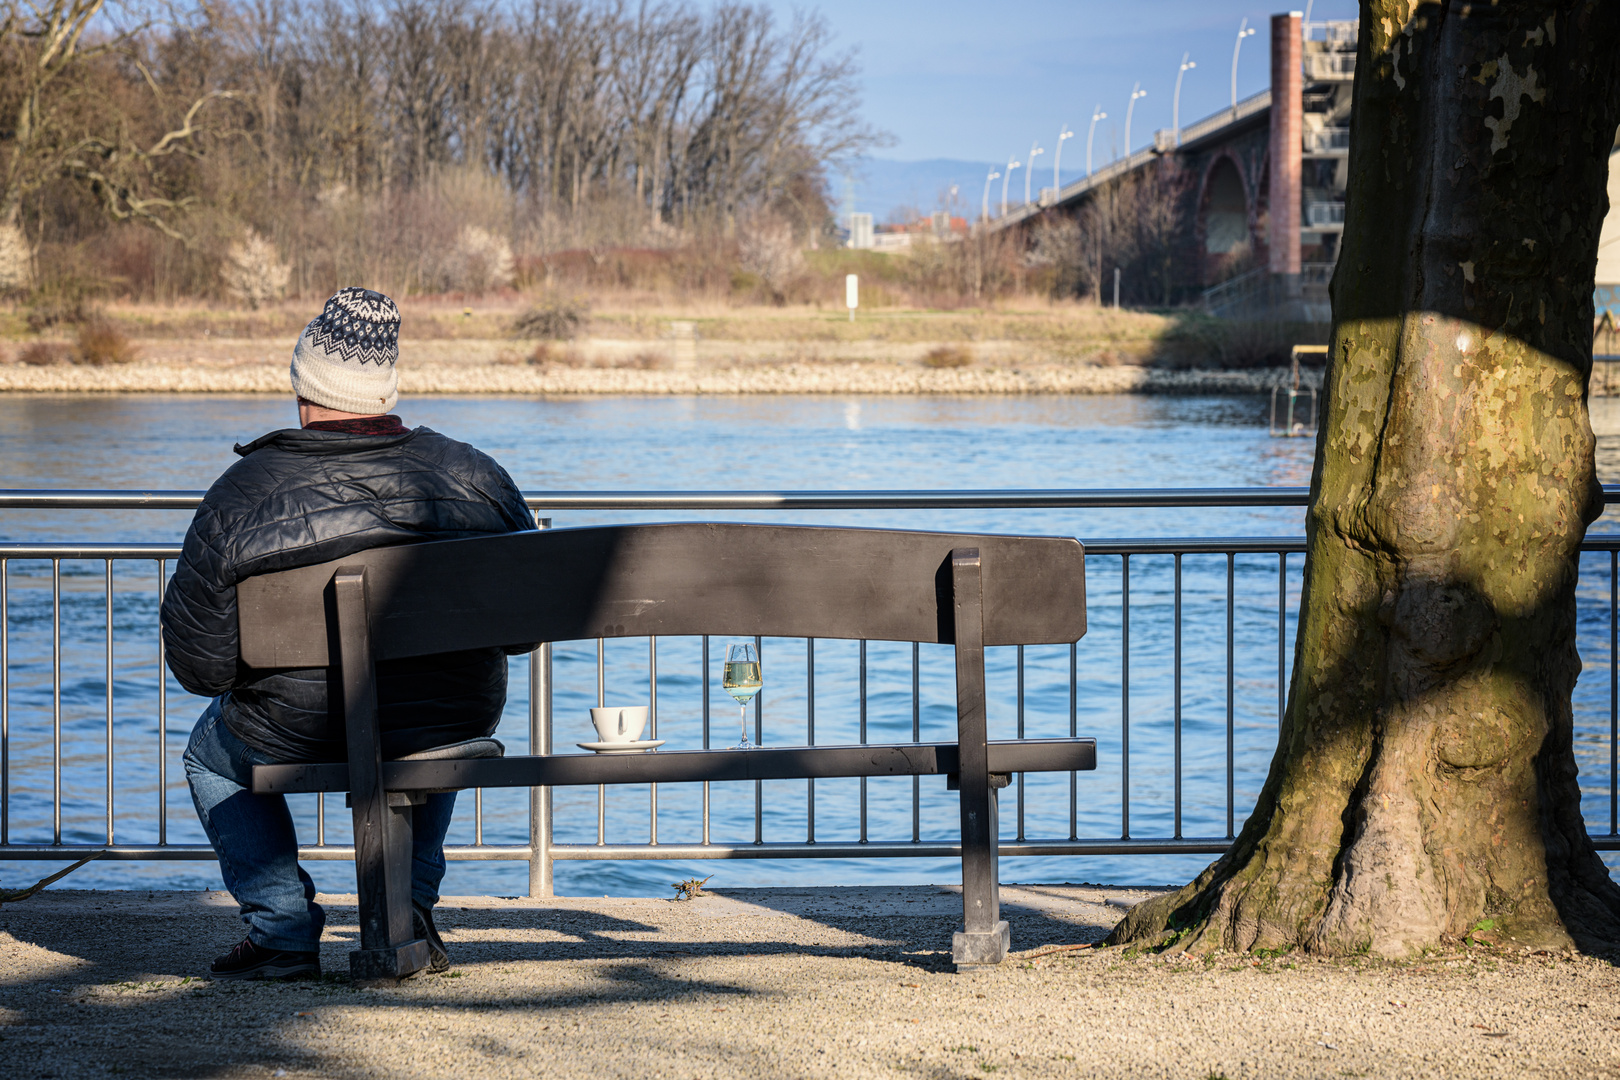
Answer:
[{"left": 289, "top": 287, "right": 401, "bottom": 414}]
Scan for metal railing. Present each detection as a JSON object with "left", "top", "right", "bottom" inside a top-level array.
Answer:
[
  {"left": 1303, "top": 127, "right": 1351, "bottom": 155},
  {"left": 1201, "top": 268, "right": 1268, "bottom": 318},
  {"left": 4, "top": 487, "right": 1620, "bottom": 898},
  {"left": 1176, "top": 88, "right": 1273, "bottom": 149},
  {"left": 1304, "top": 52, "right": 1357, "bottom": 80},
  {"left": 1305, "top": 20, "right": 1358, "bottom": 45},
  {"left": 1306, "top": 201, "right": 1347, "bottom": 228}
]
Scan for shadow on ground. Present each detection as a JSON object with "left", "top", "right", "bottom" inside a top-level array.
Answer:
[{"left": 0, "top": 885, "right": 1134, "bottom": 1079}]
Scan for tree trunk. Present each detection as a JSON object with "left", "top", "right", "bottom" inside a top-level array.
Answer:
[{"left": 1110, "top": 0, "right": 1620, "bottom": 958}]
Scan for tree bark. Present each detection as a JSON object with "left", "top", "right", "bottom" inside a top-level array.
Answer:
[{"left": 1110, "top": 0, "right": 1620, "bottom": 958}]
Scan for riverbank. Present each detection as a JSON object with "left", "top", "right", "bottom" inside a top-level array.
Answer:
[
  {"left": 1, "top": 298, "right": 1339, "bottom": 393},
  {"left": 0, "top": 346, "right": 1328, "bottom": 395},
  {"left": 2, "top": 886, "right": 1613, "bottom": 1079}
]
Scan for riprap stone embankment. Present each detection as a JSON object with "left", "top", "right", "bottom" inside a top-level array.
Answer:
[{"left": 0, "top": 357, "right": 1328, "bottom": 395}]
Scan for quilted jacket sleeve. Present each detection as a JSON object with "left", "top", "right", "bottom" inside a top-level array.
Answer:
[
  {"left": 481, "top": 458, "right": 536, "bottom": 536},
  {"left": 160, "top": 488, "right": 244, "bottom": 698}
]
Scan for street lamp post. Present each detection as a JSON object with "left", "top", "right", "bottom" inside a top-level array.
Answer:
[
  {"left": 1052, "top": 126, "right": 1074, "bottom": 198},
  {"left": 1025, "top": 141, "right": 1043, "bottom": 207},
  {"left": 1124, "top": 83, "right": 1147, "bottom": 157},
  {"left": 1231, "top": 18, "right": 1256, "bottom": 112},
  {"left": 1172, "top": 53, "right": 1196, "bottom": 145},
  {"left": 1086, "top": 106, "right": 1106, "bottom": 176},
  {"left": 981, "top": 168, "right": 1000, "bottom": 222},
  {"left": 1000, "top": 157, "right": 1021, "bottom": 217}
]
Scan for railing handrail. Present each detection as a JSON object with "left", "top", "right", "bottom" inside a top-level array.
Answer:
[
  {"left": 6, "top": 485, "right": 1620, "bottom": 512},
  {"left": 0, "top": 487, "right": 1316, "bottom": 511},
  {"left": 0, "top": 539, "right": 1314, "bottom": 561},
  {"left": 16, "top": 536, "right": 1620, "bottom": 560}
]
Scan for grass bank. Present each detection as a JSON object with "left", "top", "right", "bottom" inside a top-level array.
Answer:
[{"left": 2, "top": 297, "right": 1329, "bottom": 371}]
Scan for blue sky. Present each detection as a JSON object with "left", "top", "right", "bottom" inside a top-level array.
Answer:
[{"left": 764, "top": 0, "right": 1360, "bottom": 164}]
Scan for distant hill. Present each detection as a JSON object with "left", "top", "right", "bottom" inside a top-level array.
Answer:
[{"left": 839, "top": 157, "right": 1088, "bottom": 223}]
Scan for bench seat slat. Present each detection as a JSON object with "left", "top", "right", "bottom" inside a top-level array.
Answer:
[{"left": 251, "top": 738, "right": 1097, "bottom": 794}]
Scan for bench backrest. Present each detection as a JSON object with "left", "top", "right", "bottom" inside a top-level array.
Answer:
[{"left": 236, "top": 523, "right": 1086, "bottom": 668}]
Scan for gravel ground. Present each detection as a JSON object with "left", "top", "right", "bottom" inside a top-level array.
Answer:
[
  {"left": 0, "top": 348, "right": 1328, "bottom": 396},
  {"left": 3, "top": 886, "right": 1617, "bottom": 1079}
]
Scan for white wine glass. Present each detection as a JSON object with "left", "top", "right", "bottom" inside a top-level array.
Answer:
[{"left": 722, "top": 643, "right": 762, "bottom": 749}]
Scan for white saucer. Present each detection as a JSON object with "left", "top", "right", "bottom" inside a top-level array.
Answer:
[{"left": 577, "top": 739, "right": 666, "bottom": 754}]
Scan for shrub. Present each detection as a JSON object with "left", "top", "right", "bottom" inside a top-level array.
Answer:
[
  {"left": 18, "top": 342, "right": 73, "bottom": 365},
  {"left": 25, "top": 275, "right": 104, "bottom": 331},
  {"left": 75, "top": 320, "right": 139, "bottom": 366},
  {"left": 1157, "top": 314, "right": 1327, "bottom": 369},
  {"left": 528, "top": 343, "right": 666, "bottom": 369},
  {"left": 737, "top": 210, "right": 804, "bottom": 301},
  {"left": 528, "top": 342, "right": 581, "bottom": 366},
  {"left": 921, "top": 344, "right": 973, "bottom": 368},
  {"left": 442, "top": 226, "right": 516, "bottom": 294},
  {"left": 512, "top": 296, "right": 589, "bottom": 340},
  {"left": 0, "top": 223, "right": 31, "bottom": 295},
  {"left": 221, "top": 230, "right": 292, "bottom": 310}
]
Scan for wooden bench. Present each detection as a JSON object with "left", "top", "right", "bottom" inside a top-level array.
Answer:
[{"left": 240, "top": 523, "right": 1093, "bottom": 982}]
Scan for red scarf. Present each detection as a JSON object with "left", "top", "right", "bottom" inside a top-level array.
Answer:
[{"left": 303, "top": 415, "right": 408, "bottom": 436}]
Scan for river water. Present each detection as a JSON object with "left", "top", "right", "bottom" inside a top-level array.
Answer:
[{"left": 3, "top": 392, "right": 1619, "bottom": 897}]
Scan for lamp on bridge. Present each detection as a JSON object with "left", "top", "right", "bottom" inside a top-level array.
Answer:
[
  {"left": 1000, "top": 157, "right": 1020, "bottom": 218},
  {"left": 1124, "top": 84, "right": 1147, "bottom": 158},
  {"left": 1231, "top": 18, "right": 1256, "bottom": 113},
  {"left": 1049, "top": 126, "right": 1074, "bottom": 204},
  {"left": 980, "top": 168, "right": 1000, "bottom": 223},
  {"left": 1173, "top": 53, "right": 1196, "bottom": 147},
  {"left": 1086, "top": 106, "right": 1106, "bottom": 176},
  {"left": 1025, "top": 142, "right": 1044, "bottom": 208}
]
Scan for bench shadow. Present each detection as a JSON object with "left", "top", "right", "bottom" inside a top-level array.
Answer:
[
  {"left": 0, "top": 885, "right": 1127, "bottom": 1077},
  {"left": 0, "top": 899, "right": 759, "bottom": 1078}
]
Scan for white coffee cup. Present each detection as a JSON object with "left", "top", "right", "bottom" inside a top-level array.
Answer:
[{"left": 590, "top": 706, "right": 649, "bottom": 744}]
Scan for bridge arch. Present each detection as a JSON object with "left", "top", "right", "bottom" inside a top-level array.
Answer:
[{"left": 1198, "top": 152, "right": 1255, "bottom": 285}]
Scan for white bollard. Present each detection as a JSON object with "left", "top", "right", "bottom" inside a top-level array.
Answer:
[{"left": 846, "top": 274, "right": 859, "bottom": 322}]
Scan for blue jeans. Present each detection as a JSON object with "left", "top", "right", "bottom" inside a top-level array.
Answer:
[{"left": 183, "top": 700, "right": 457, "bottom": 952}]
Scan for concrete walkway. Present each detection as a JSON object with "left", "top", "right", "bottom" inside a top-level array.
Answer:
[{"left": 2, "top": 886, "right": 1617, "bottom": 1079}]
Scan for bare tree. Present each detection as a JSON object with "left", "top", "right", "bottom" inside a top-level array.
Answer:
[
  {"left": 0, "top": 0, "right": 235, "bottom": 256},
  {"left": 6, "top": 0, "right": 885, "bottom": 297},
  {"left": 1110, "top": 0, "right": 1620, "bottom": 959}
]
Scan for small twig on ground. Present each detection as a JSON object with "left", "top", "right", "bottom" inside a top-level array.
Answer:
[
  {"left": 672, "top": 875, "right": 713, "bottom": 900},
  {"left": 1022, "top": 943, "right": 1096, "bottom": 961},
  {"left": 0, "top": 852, "right": 106, "bottom": 906}
]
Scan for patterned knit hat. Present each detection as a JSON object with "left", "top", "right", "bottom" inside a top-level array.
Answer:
[{"left": 289, "top": 287, "right": 401, "bottom": 414}]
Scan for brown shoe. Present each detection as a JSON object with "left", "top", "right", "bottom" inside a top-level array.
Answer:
[
  {"left": 209, "top": 936, "right": 320, "bottom": 981},
  {"left": 413, "top": 904, "right": 450, "bottom": 973}
]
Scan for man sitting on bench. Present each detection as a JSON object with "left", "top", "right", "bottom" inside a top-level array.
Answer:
[{"left": 161, "top": 287, "right": 535, "bottom": 981}]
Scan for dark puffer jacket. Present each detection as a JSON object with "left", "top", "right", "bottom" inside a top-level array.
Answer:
[{"left": 161, "top": 424, "right": 534, "bottom": 762}]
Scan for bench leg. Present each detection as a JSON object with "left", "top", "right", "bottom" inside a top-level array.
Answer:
[
  {"left": 335, "top": 567, "right": 430, "bottom": 985},
  {"left": 954, "top": 775, "right": 1010, "bottom": 967},
  {"left": 951, "top": 549, "right": 1010, "bottom": 968},
  {"left": 349, "top": 790, "right": 430, "bottom": 983}
]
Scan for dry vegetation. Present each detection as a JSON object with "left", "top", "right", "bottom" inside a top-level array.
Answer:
[{"left": 0, "top": 0, "right": 1317, "bottom": 373}]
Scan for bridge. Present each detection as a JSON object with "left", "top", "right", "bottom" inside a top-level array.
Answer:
[{"left": 994, "top": 12, "right": 1354, "bottom": 318}]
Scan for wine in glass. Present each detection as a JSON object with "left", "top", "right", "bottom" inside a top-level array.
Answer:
[{"left": 722, "top": 643, "right": 762, "bottom": 749}]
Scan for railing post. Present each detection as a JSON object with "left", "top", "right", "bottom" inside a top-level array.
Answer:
[
  {"left": 529, "top": 641, "right": 553, "bottom": 897},
  {"left": 1, "top": 557, "right": 7, "bottom": 846},
  {"left": 529, "top": 515, "right": 554, "bottom": 898}
]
